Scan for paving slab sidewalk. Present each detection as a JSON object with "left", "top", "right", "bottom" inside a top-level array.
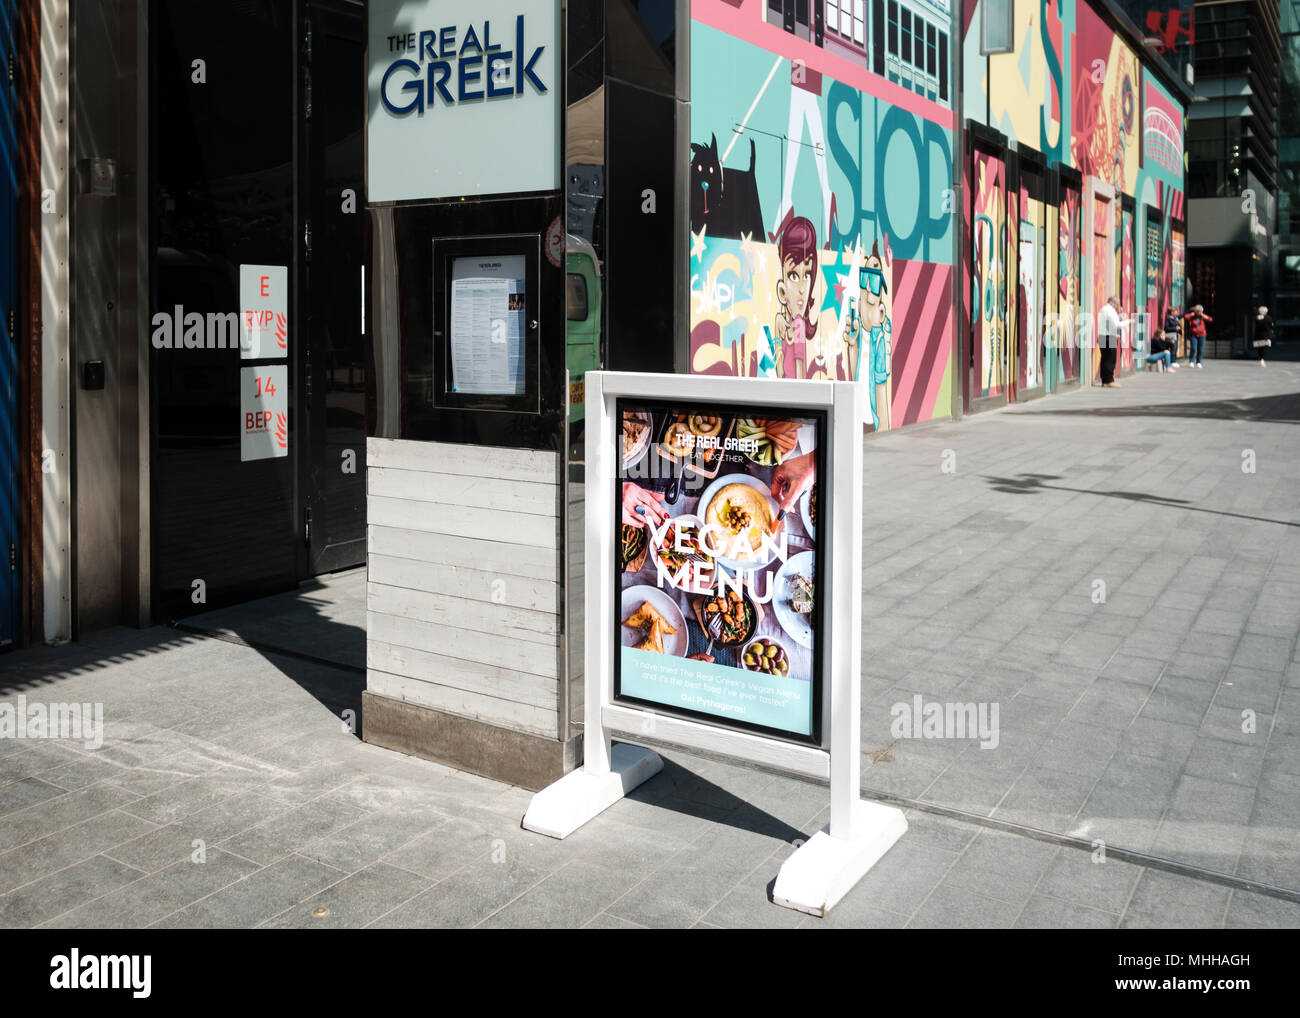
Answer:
[{"left": 0, "top": 359, "right": 1297, "bottom": 927}]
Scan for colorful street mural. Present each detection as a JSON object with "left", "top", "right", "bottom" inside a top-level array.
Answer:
[
  {"left": 972, "top": 0, "right": 1072, "bottom": 165},
  {"left": 688, "top": 1, "right": 956, "bottom": 432},
  {"left": 1056, "top": 186, "right": 1081, "bottom": 384},
  {"left": 1019, "top": 188, "right": 1043, "bottom": 390},
  {"left": 1118, "top": 205, "right": 1135, "bottom": 371},
  {"left": 1004, "top": 185, "right": 1019, "bottom": 393},
  {"left": 1145, "top": 216, "right": 1162, "bottom": 346},
  {"left": 1091, "top": 195, "right": 1109, "bottom": 382},
  {"left": 690, "top": 0, "right": 1186, "bottom": 419},
  {"left": 972, "top": 149, "right": 1006, "bottom": 397},
  {"left": 1071, "top": 2, "right": 1140, "bottom": 197},
  {"left": 1171, "top": 228, "right": 1186, "bottom": 311},
  {"left": 963, "top": 0, "right": 1186, "bottom": 393},
  {"left": 1138, "top": 74, "right": 1188, "bottom": 330}
]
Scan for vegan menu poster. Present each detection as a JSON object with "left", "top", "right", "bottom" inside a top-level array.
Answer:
[{"left": 614, "top": 400, "right": 825, "bottom": 742}]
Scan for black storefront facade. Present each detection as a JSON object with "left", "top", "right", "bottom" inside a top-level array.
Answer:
[
  {"left": 151, "top": 1, "right": 368, "bottom": 621},
  {"left": 359, "top": 0, "right": 688, "bottom": 785},
  {"left": 9, "top": 0, "right": 687, "bottom": 660}
]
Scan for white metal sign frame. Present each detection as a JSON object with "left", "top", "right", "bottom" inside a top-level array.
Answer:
[{"left": 523, "top": 371, "right": 906, "bottom": 916}]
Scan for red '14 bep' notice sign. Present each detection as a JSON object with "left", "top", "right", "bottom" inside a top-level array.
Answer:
[{"left": 241, "top": 365, "right": 288, "bottom": 462}]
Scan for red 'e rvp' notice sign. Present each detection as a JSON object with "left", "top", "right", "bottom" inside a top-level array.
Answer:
[{"left": 239, "top": 264, "right": 288, "bottom": 359}]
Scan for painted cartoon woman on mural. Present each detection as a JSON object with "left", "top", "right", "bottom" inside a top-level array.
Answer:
[
  {"left": 843, "top": 239, "right": 893, "bottom": 431},
  {"left": 773, "top": 215, "right": 819, "bottom": 380}
]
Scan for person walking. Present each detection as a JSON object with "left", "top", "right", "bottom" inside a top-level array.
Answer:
[
  {"left": 1253, "top": 306, "right": 1274, "bottom": 367},
  {"left": 1184, "top": 305, "right": 1212, "bottom": 367},
  {"left": 1097, "top": 295, "right": 1123, "bottom": 387}
]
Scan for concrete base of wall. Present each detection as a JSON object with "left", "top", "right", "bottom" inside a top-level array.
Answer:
[{"left": 361, "top": 691, "right": 581, "bottom": 791}]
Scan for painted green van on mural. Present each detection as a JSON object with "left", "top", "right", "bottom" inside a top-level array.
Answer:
[{"left": 565, "top": 235, "right": 602, "bottom": 426}]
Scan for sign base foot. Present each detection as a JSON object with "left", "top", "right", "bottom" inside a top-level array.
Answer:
[
  {"left": 522, "top": 743, "right": 663, "bottom": 839},
  {"left": 772, "top": 801, "right": 908, "bottom": 916}
]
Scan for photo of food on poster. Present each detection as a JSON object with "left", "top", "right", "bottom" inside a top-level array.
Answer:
[{"left": 615, "top": 401, "right": 824, "bottom": 741}]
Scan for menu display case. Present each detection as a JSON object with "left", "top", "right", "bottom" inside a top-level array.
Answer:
[{"left": 433, "top": 234, "right": 541, "bottom": 414}]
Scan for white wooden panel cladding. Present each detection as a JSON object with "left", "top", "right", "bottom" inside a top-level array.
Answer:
[
  {"left": 369, "top": 611, "right": 557, "bottom": 679},
  {"left": 369, "top": 553, "right": 557, "bottom": 614},
  {"left": 369, "top": 495, "right": 557, "bottom": 549},
  {"left": 368, "top": 525, "right": 555, "bottom": 582},
  {"left": 366, "top": 637, "right": 557, "bottom": 709},
  {"left": 368, "top": 668, "right": 557, "bottom": 739},
  {"left": 369, "top": 467, "right": 555, "bottom": 517},
  {"left": 367, "top": 436, "right": 558, "bottom": 484},
  {"left": 366, "top": 437, "right": 562, "bottom": 739},
  {"left": 367, "top": 582, "right": 557, "bottom": 644}
]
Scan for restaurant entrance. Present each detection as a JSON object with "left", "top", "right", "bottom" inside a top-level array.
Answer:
[{"left": 150, "top": 0, "right": 366, "bottom": 619}]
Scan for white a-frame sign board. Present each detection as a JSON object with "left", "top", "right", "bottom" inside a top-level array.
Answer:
[{"left": 522, "top": 371, "right": 907, "bottom": 916}]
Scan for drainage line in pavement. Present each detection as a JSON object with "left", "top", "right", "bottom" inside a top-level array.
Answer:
[
  {"left": 615, "top": 732, "right": 1300, "bottom": 904},
  {"left": 148, "top": 659, "right": 1295, "bottom": 907},
  {"left": 167, "top": 621, "right": 367, "bottom": 676},
  {"left": 864, "top": 788, "right": 1300, "bottom": 905}
]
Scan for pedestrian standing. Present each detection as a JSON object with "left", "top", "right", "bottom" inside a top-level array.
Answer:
[
  {"left": 1097, "top": 295, "right": 1123, "bottom": 387},
  {"left": 1184, "top": 305, "right": 1212, "bottom": 367},
  {"left": 1148, "top": 316, "right": 1178, "bottom": 372},
  {"left": 1253, "top": 306, "right": 1274, "bottom": 367},
  {"left": 1163, "top": 306, "right": 1183, "bottom": 364}
]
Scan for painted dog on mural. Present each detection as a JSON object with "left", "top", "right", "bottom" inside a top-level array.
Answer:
[{"left": 689, "top": 133, "right": 765, "bottom": 241}]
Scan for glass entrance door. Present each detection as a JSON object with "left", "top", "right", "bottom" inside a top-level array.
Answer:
[
  {"left": 151, "top": 0, "right": 297, "bottom": 618},
  {"left": 299, "top": 2, "right": 366, "bottom": 575},
  {"left": 150, "top": 0, "right": 365, "bottom": 619}
]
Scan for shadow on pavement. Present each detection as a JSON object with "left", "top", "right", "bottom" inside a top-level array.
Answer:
[
  {"left": 1, "top": 571, "right": 367, "bottom": 737},
  {"left": 173, "top": 570, "right": 366, "bottom": 733},
  {"left": 981, "top": 472, "right": 1300, "bottom": 528},
  {"left": 1008, "top": 390, "right": 1300, "bottom": 424},
  {"left": 625, "top": 756, "right": 810, "bottom": 846}
]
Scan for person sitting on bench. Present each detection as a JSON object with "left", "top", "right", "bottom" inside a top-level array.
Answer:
[{"left": 1147, "top": 325, "right": 1178, "bottom": 372}]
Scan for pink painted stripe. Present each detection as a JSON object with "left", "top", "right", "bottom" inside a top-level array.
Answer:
[
  {"left": 893, "top": 263, "right": 948, "bottom": 412},
  {"left": 915, "top": 306, "right": 953, "bottom": 423},
  {"left": 888, "top": 259, "right": 925, "bottom": 395},
  {"left": 693, "top": 1, "right": 956, "bottom": 130},
  {"left": 889, "top": 260, "right": 931, "bottom": 409}
]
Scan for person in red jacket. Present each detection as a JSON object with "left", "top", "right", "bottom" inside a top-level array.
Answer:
[{"left": 1184, "top": 305, "right": 1212, "bottom": 367}]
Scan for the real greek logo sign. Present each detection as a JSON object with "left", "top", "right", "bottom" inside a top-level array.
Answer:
[
  {"left": 367, "top": 0, "right": 559, "bottom": 203},
  {"left": 379, "top": 19, "right": 548, "bottom": 112}
]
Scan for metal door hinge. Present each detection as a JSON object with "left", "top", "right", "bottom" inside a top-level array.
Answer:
[
  {"left": 304, "top": 507, "right": 312, "bottom": 547},
  {"left": 6, "top": 307, "right": 12, "bottom": 339},
  {"left": 304, "top": 68, "right": 312, "bottom": 120},
  {"left": 304, "top": 220, "right": 312, "bottom": 262},
  {"left": 9, "top": 543, "right": 15, "bottom": 573},
  {"left": 8, "top": 51, "right": 13, "bottom": 85}
]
